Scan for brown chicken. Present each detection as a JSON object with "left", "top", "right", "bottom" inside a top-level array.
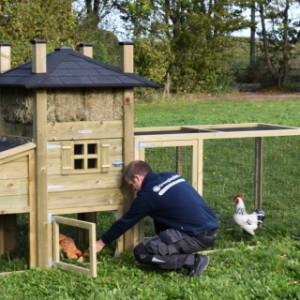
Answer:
[{"left": 59, "top": 234, "right": 83, "bottom": 260}]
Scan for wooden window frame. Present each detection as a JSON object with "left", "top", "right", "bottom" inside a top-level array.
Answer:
[{"left": 71, "top": 140, "right": 101, "bottom": 174}]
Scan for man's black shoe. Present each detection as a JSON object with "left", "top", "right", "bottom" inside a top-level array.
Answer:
[{"left": 189, "top": 254, "right": 210, "bottom": 277}]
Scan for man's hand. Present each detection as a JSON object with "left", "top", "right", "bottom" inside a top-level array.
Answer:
[
  {"left": 96, "top": 239, "right": 106, "bottom": 253},
  {"left": 83, "top": 239, "right": 106, "bottom": 257}
]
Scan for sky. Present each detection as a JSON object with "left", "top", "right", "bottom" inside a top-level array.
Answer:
[
  {"left": 232, "top": 3, "right": 300, "bottom": 38},
  {"left": 73, "top": 2, "right": 300, "bottom": 40}
]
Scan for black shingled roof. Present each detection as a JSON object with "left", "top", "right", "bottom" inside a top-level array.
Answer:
[
  {"left": 0, "top": 46, "right": 159, "bottom": 89},
  {"left": 0, "top": 136, "right": 31, "bottom": 152}
]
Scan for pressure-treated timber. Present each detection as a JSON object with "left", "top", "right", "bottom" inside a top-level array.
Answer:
[
  {"left": 47, "top": 120, "right": 123, "bottom": 141},
  {"left": 0, "top": 42, "right": 11, "bottom": 73},
  {"left": 52, "top": 216, "right": 97, "bottom": 278},
  {"left": 0, "top": 145, "right": 36, "bottom": 266},
  {"left": 254, "top": 137, "right": 263, "bottom": 209},
  {"left": 123, "top": 89, "right": 136, "bottom": 251},
  {"left": 120, "top": 42, "right": 137, "bottom": 250},
  {"left": 33, "top": 89, "right": 49, "bottom": 268}
]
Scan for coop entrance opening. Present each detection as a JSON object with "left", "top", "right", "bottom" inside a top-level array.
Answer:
[
  {"left": 51, "top": 215, "right": 97, "bottom": 278},
  {"left": 0, "top": 213, "right": 30, "bottom": 274}
]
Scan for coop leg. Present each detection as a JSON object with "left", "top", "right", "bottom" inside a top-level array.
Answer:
[
  {"left": 77, "top": 213, "right": 97, "bottom": 245},
  {"left": 255, "top": 137, "right": 263, "bottom": 209},
  {"left": 116, "top": 208, "right": 124, "bottom": 256},
  {"left": 176, "top": 147, "right": 183, "bottom": 175}
]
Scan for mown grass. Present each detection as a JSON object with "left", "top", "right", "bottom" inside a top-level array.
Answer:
[{"left": 1, "top": 94, "right": 300, "bottom": 299}]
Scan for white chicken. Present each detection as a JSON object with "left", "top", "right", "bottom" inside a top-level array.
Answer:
[{"left": 233, "top": 194, "right": 265, "bottom": 235}]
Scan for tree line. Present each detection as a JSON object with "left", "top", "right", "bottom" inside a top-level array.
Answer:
[{"left": 1, "top": 0, "right": 300, "bottom": 93}]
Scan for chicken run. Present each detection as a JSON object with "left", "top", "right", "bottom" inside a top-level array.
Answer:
[{"left": 1, "top": 40, "right": 300, "bottom": 277}]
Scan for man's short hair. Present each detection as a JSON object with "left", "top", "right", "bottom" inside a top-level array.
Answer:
[{"left": 123, "top": 160, "right": 152, "bottom": 180}]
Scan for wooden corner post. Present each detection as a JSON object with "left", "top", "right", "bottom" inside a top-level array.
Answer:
[
  {"left": 31, "top": 39, "right": 50, "bottom": 268},
  {"left": 119, "top": 42, "right": 137, "bottom": 251},
  {"left": 33, "top": 89, "right": 49, "bottom": 268}
]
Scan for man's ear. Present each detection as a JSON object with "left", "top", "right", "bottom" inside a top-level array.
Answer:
[{"left": 134, "top": 174, "right": 142, "bottom": 183}]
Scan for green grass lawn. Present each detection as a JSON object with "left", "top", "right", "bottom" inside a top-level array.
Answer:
[{"left": 1, "top": 94, "right": 300, "bottom": 299}]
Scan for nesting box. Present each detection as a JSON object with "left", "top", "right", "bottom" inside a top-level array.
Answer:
[{"left": 0, "top": 40, "right": 158, "bottom": 268}]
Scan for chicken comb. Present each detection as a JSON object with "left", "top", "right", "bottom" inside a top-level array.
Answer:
[{"left": 234, "top": 194, "right": 243, "bottom": 199}]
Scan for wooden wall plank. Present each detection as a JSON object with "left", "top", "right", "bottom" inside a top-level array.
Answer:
[
  {"left": 0, "top": 179, "right": 28, "bottom": 196},
  {"left": 48, "top": 188, "right": 123, "bottom": 210},
  {"left": 0, "top": 157, "right": 28, "bottom": 179},
  {"left": 47, "top": 172, "right": 122, "bottom": 191},
  {"left": 0, "top": 195, "right": 28, "bottom": 212},
  {"left": 47, "top": 120, "right": 123, "bottom": 141}
]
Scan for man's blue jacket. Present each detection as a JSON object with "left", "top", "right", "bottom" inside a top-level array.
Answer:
[{"left": 101, "top": 171, "right": 219, "bottom": 245}]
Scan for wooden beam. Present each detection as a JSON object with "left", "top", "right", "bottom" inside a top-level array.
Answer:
[
  {"left": 33, "top": 90, "right": 49, "bottom": 268},
  {"left": 196, "top": 139, "right": 203, "bottom": 194},
  {"left": 28, "top": 150, "right": 36, "bottom": 268},
  {"left": 0, "top": 143, "right": 36, "bottom": 162},
  {"left": 176, "top": 147, "right": 183, "bottom": 175},
  {"left": 201, "top": 245, "right": 257, "bottom": 255},
  {"left": 77, "top": 212, "right": 97, "bottom": 245},
  {"left": 254, "top": 137, "right": 263, "bottom": 209},
  {"left": 123, "top": 89, "right": 136, "bottom": 252}
]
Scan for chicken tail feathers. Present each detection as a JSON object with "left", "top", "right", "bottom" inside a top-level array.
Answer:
[{"left": 255, "top": 208, "right": 265, "bottom": 225}]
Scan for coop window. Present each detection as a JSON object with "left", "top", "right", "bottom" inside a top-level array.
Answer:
[
  {"left": 61, "top": 139, "right": 112, "bottom": 175},
  {"left": 72, "top": 141, "right": 100, "bottom": 173}
]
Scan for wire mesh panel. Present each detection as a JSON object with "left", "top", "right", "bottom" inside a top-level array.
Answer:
[
  {"left": 144, "top": 146, "right": 193, "bottom": 183},
  {"left": 203, "top": 138, "right": 256, "bottom": 209},
  {"left": 262, "top": 136, "right": 300, "bottom": 238},
  {"left": 204, "top": 136, "right": 300, "bottom": 244}
]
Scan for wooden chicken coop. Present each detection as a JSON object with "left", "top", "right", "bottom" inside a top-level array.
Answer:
[
  {"left": 1, "top": 39, "right": 300, "bottom": 277},
  {"left": 0, "top": 40, "right": 158, "bottom": 270}
]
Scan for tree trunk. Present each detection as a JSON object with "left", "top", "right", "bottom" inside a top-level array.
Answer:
[
  {"left": 281, "top": 1, "right": 290, "bottom": 87},
  {"left": 250, "top": 3, "right": 256, "bottom": 67},
  {"left": 258, "top": 3, "right": 278, "bottom": 82},
  {"left": 163, "top": 70, "right": 171, "bottom": 97},
  {"left": 85, "top": 0, "right": 92, "bottom": 15}
]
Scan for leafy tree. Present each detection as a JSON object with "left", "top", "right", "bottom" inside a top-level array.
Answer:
[
  {"left": 0, "top": 0, "right": 78, "bottom": 66},
  {"left": 255, "top": 0, "right": 300, "bottom": 87},
  {"left": 114, "top": 0, "right": 250, "bottom": 93},
  {"left": 74, "top": 14, "right": 119, "bottom": 66},
  {"left": 77, "top": 0, "right": 115, "bottom": 26},
  {"left": 73, "top": 0, "right": 120, "bottom": 66}
]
